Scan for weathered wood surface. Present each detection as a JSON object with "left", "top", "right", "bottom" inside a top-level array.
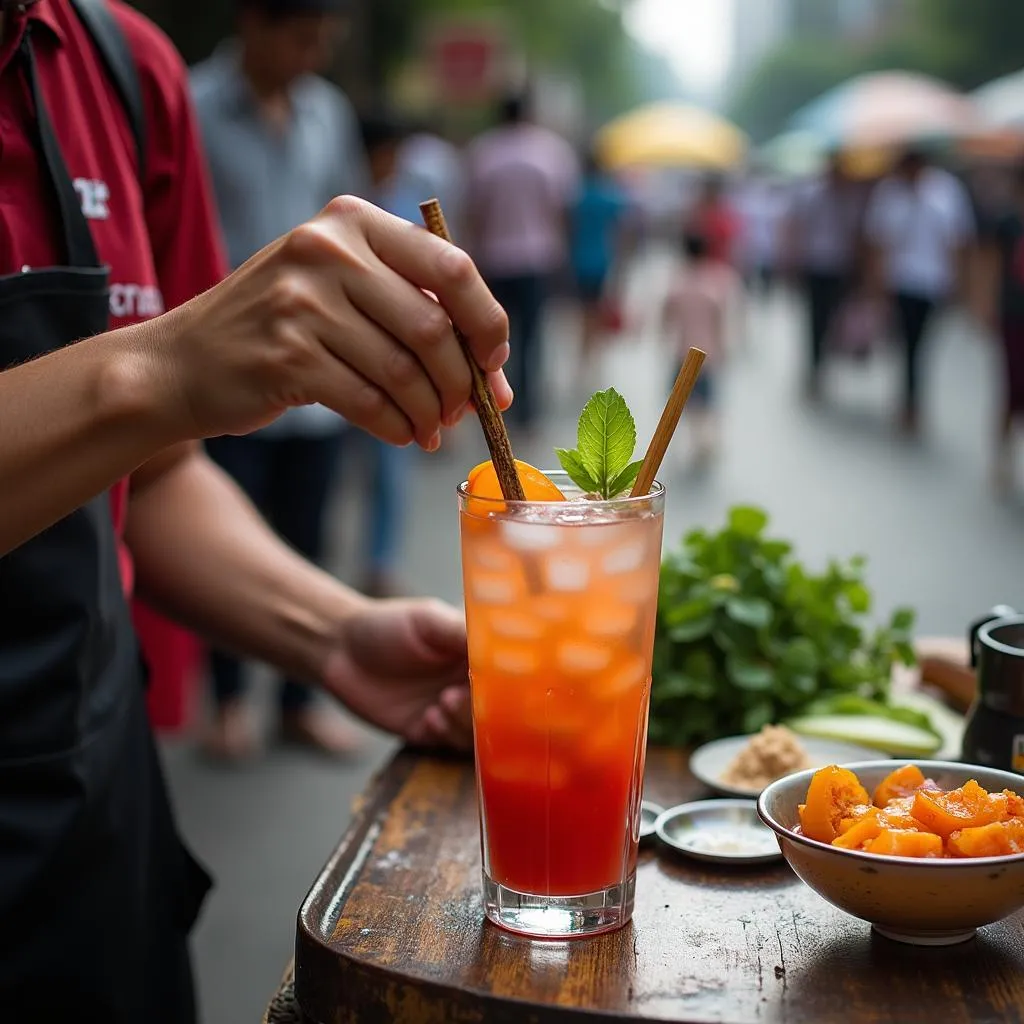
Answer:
[{"left": 294, "top": 748, "right": 1024, "bottom": 1024}]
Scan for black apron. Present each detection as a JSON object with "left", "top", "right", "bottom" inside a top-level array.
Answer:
[{"left": 0, "top": 27, "right": 209, "bottom": 1021}]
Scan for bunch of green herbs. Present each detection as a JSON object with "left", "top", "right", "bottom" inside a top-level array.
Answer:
[{"left": 650, "top": 506, "right": 919, "bottom": 747}]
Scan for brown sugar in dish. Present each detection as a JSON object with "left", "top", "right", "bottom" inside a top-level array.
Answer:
[{"left": 721, "top": 724, "right": 813, "bottom": 790}]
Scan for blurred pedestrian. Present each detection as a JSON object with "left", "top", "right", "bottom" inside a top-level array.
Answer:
[
  {"left": 685, "top": 173, "right": 741, "bottom": 267},
  {"left": 662, "top": 233, "right": 741, "bottom": 465},
  {"left": 466, "top": 90, "right": 579, "bottom": 433},
  {"left": 981, "top": 161, "right": 1024, "bottom": 494},
  {"left": 864, "top": 147, "right": 976, "bottom": 436},
  {"left": 735, "top": 172, "right": 787, "bottom": 295},
  {"left": 358, "top": 111, "right": 420, "bottom": 596},
  {"left": 570, "top": 149, "right": 630, "bottom": 369},
  {"left": 784, "top": 152, "right": 864, "bottom": 398},
  {"left": 191, "top": 0, "right": 367, "bottom": 759},
  {"left": 398, "top": 120, "right": 466, "bottom": 238}
]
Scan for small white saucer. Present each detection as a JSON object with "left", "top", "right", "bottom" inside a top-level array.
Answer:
[
  {"left": 639, "top": 800, "right": 664, "bottom": 843},
  {"left": 655, "top": 799, "right": 783, "bottom": 865}
]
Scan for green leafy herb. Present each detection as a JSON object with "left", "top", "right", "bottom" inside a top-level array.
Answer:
[
  {"left": 650, "top": 506, "right": 922, "bottom": 748},
  {"left": 555, "top": 388, "right": 642, "bottom": 499}
]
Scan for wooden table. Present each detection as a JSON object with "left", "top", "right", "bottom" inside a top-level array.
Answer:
[{"left": 287, "top": 746, "right": 1024, "bottom": 1024}]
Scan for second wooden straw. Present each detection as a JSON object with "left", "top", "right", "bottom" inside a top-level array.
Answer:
[{"left": 631, "top": 347, "right": 707, "bottom": 497}]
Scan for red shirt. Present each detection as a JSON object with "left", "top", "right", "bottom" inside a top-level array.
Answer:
[{"left": 0, "top": 0, "right": 227, "bottom": 592}]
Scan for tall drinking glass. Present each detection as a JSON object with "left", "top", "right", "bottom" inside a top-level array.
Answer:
[{"left": 458, "top": 471, "right": 665, "bottom": 938}]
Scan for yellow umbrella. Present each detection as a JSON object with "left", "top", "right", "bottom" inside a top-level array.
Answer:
[{"left": 596, "top": 102, "right": 747, "bottom": 171}]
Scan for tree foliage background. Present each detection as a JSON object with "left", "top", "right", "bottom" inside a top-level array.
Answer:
[
  {"left": 130, "top": 0, "right": 681, "bottom": 128},
  {"left": 729, "top": 0, "right": 1024, "bottom": 143}
]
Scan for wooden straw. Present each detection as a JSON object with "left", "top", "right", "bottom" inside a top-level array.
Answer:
[
  {"left": 419, "top": 199, "right": 525, "bottom": 502},
  {"left": 630, "top": 347, "right": 707, "bottom": 497}
]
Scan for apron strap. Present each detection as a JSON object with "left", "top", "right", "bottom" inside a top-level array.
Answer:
[{"left": 20, "top": 27, "right": 101, "bottom": 270}]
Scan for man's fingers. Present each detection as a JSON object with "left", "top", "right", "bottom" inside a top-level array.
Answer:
[
  {"left": 304, "top": 346, "right": 414, "bottom": 446},
  {"left": 312, "top": 295, "right": 444, "bottom": 450},
  {"left": 408, "top": 702, "right": 473, "bottom": 753},
  {"left": 440, "top": 685, "right": 472, "bottom": 736},
  {"left": 360, "top": 207, "right": 510, "bottom": 375},
  {"left": 486, "top": 369, "right": 514, "bottom": 411},
  {"left": 342, "top": 255, "right": 472, "bottom": 427}
]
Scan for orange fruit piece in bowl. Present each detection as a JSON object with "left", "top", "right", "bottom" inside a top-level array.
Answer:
[
  {"left": 872, "top": 764, "right": 927, "bottom": 807},
  {"left": 911, "top": 780, "right": 1009, "bottom": 837},
  {"left": 466, "top": 459, "right": 566, "bottom": 503},
  {"left": 866, "top": 829, "right": 943, "bottom": 858},
  {"left": 947, "top": 818, "right": 1024, "bottom": 857},
  {"left": 798, "top": 765, "right": 871, "bottom": 844}
]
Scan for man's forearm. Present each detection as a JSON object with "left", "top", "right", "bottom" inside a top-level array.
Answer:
[
  {"left": 125, "top": 449, "right": 368, "bottom": 685},
  {"left": 0, "top": 324, "right": 180, "bottom": 556}
]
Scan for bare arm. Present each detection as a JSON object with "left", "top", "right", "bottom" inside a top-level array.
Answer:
[
  {"left": 0, "top": 323, "right": 182, "bottom": 556},
  {"left": 126, "top": 443, "right": 367, "bottom": 684},
  {"left": 127, "top": 439, "right": 474, "bottom": 750},
  {"left": 0, "top": 198, "right": 510, "bottom": 560}
]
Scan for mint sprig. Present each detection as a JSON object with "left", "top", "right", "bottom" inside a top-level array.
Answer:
[{"left": 555, "top": 388, "right": 643, "bottom": 499}]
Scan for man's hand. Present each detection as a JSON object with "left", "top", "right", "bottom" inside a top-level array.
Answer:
[
  {"left": 323, "top": 598, "right": 473, "bottom": 752},
  {"left": 141, "top": 196, "right": 511, "bottom": 450}
]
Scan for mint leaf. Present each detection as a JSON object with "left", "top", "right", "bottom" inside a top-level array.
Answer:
[
  {"left": 608, "top": 459, "right": 643, "bottom": 498},
  {"left": 555, "top": 447, "right": 600, "bottom": 493},
  {"left": 576, "top": 389, "right": 637, "bottom": 498},
  {"left": 554, "top": 389, "right": 640, "bottom": 498}
]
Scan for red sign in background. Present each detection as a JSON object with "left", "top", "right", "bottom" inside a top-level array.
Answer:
[{"left": 428, "top": 21, "right": 505, "bottom": 103}]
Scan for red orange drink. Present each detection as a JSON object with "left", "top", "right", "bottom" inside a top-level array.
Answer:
[{"left": 459, "top": 469, "right": 665, "bottom": 937}]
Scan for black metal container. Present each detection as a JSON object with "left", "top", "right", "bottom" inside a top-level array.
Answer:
[{"left": 962, "top": 606, "right": 1024, "bottom": 775}]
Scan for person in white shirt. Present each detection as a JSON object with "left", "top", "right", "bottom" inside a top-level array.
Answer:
[{"left": 864, "top": 148, "right": 976, "bottom": 434}]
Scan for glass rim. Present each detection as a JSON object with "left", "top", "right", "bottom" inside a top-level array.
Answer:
[{"left": 457, "top": 471, "right": 665, "bottom": 510}]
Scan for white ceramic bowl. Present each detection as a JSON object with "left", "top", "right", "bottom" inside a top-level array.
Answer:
[{"left": 757, "top": 760, "right": 1024, "bottom": 945}]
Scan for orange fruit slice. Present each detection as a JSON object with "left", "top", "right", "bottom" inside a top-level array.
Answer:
[
  {"left": 798, "top": 765, "right": 871, "bottom": 844},
  {"left": 873, "top": 764, "right": 927, "bottom": 808},
  {"left": 466, "top": 459, "right": 566, "bottom": 504}
]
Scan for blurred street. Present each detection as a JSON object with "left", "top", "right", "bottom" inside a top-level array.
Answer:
[
  {"left": 164, "top": 242, "right": 1024, "bottom": 1023},
  {"left": 8, "top": 0, "right": 1024, "bottom": 1019}
]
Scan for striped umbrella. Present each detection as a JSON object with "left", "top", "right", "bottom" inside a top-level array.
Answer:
[
  {"left": 974, "top": 68, "right": 1024, "bottom": 128},
  {"left": 788, "top": 71, "right": 979, "bottom": 149}
]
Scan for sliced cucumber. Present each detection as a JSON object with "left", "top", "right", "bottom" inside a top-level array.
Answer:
[{"left": 787, "top": 714, "right": 942, "bottom": 756}]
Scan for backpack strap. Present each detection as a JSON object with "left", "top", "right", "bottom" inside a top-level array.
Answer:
[{"left": 68, "top": 0, "right": 146, "bottom": 180}]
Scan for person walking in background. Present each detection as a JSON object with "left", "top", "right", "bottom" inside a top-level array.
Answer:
[
  {"left": 735, "top": 172, "right": 787, "bottom": 295},
  {"left": 466, "top": 91, "right": 579, "bottom": 434},
  {"left": 398, "top": 120, "right": 466, "bottom": 239},
  {"left": 980, "top": 161, "right": 1024, "bottom": 495},
  {"left": 191, "top": 0, "right": 366, "bottom": 759},
  {"left": 661, "top": 233, "right": 741, "bottom": 466},
  {"left": 864, "top": 147, "right": 976, "bottom": 436},
  {"left": 784, "top": 152, "right": 864, "bottom": 399},
  {"left": 569, "top": 149, "right": 630, "bottom": 375},
  {"left": 685, "top": 174, "right": 741, "bottom": 267}
]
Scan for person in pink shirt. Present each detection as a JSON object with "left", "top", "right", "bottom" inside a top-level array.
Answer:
[
  {"left": 466, "top": 91, "right": 579, "bottom": 432},
  {"left": 662, "top": 232, "right": 741, "bottom": 463}
]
